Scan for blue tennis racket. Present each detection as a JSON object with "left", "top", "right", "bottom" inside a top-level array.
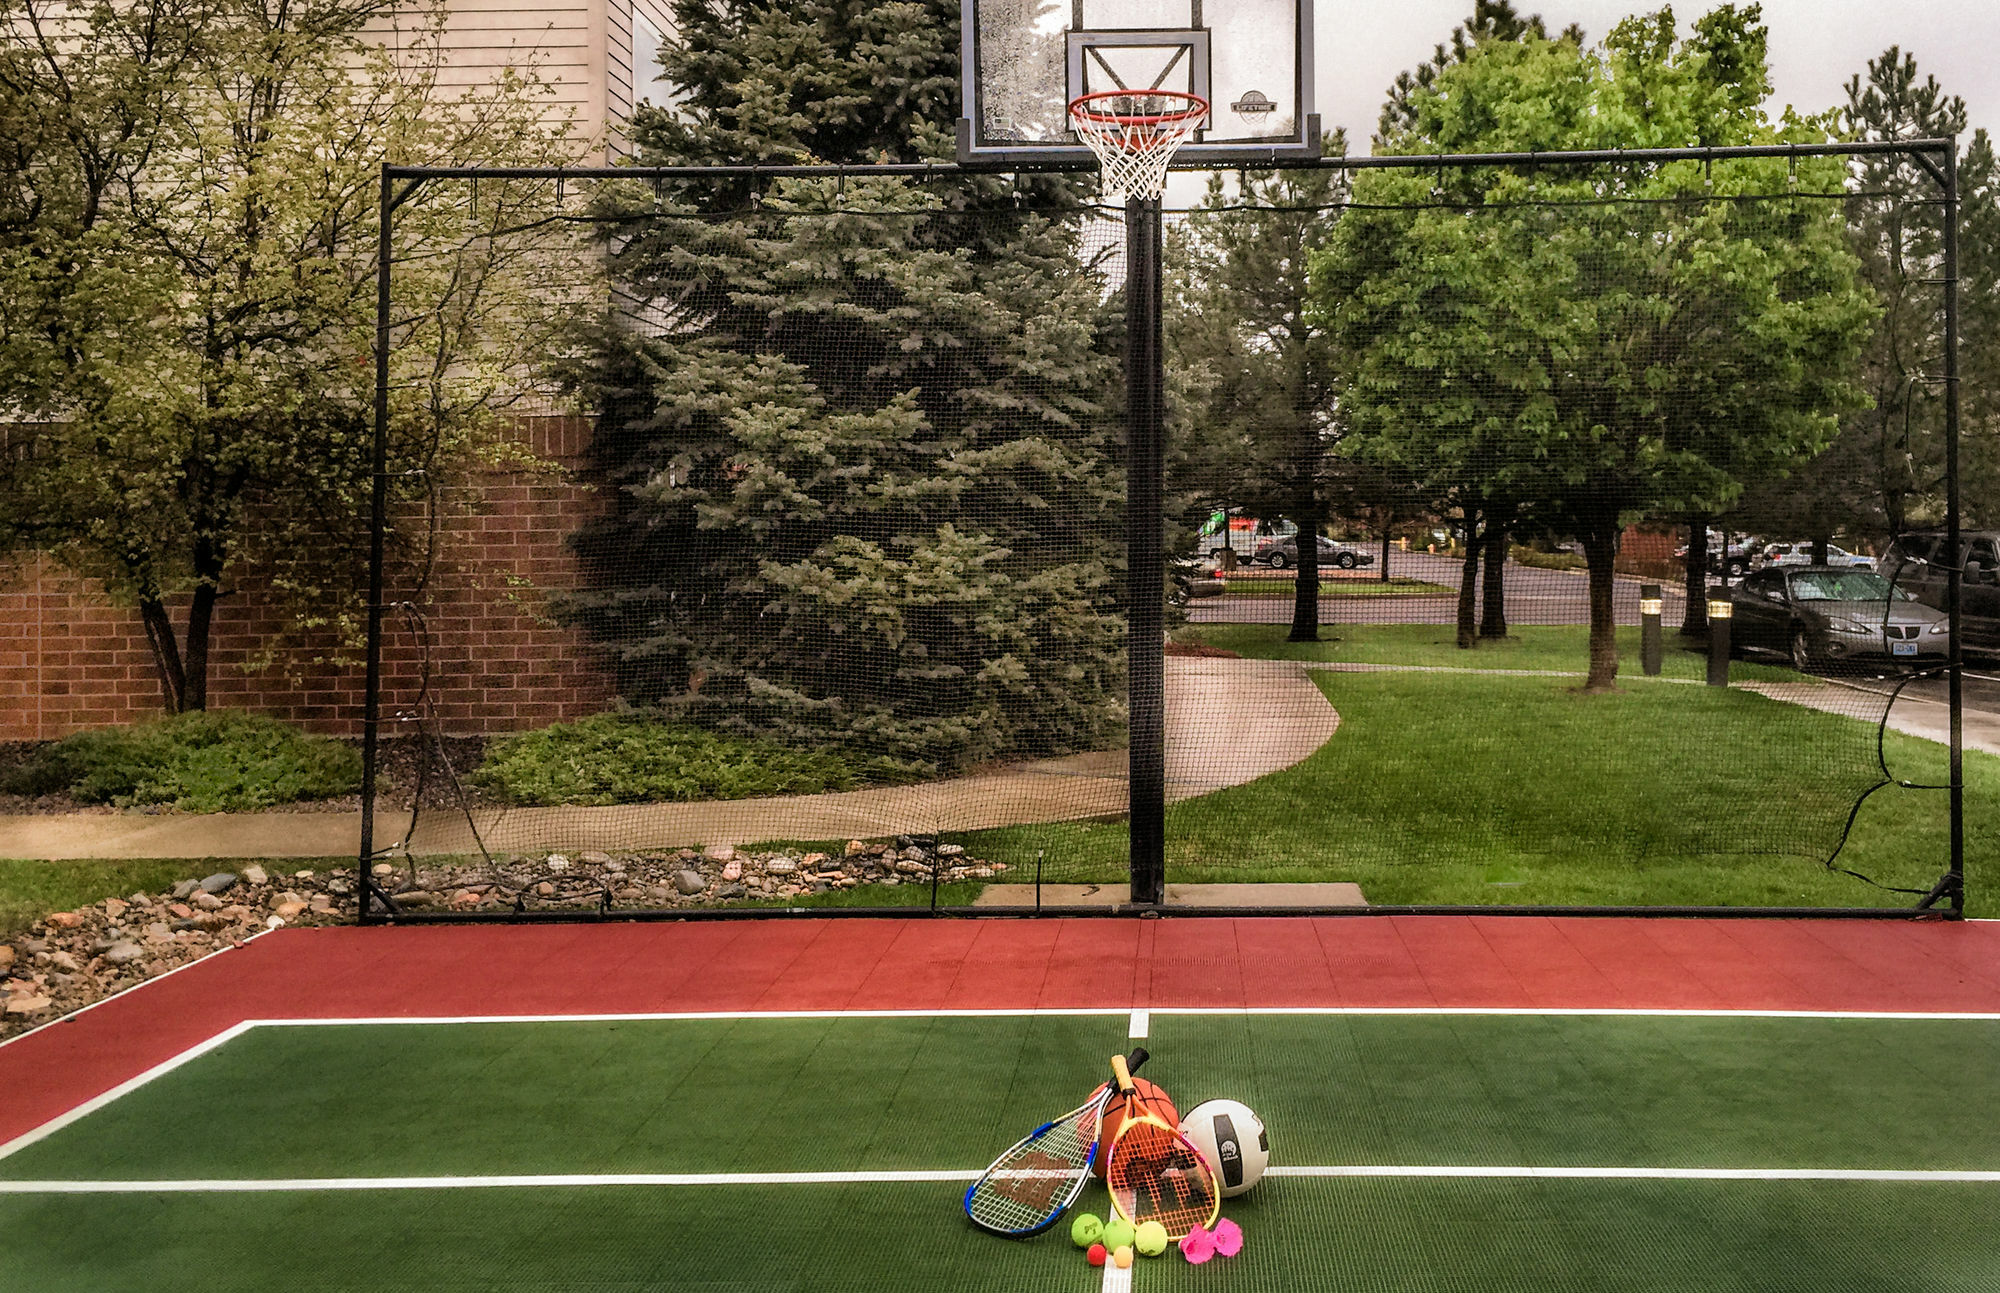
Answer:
[{"left": 963, "top": 1047, "right": 1149, "bottom": 1237}]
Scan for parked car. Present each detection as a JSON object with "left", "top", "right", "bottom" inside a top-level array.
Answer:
[
  {"left": 1254, "top": 534, "right": 1377, "bottom": 570},
  {"left": 1728, "top": 566, "right": 1948, "bottom": 670},
  {"left": 1672, "top": 535, "right": 1762, "bottom": 578},
  {"left": 1878, "top": 531, "right": 2000, "bottom": 656},
  {"left": 1752, "top": 542, "right": 1873, "bottom": 572},
  {"left": 1194, "top": 510, "right": 1296, "bottom": 562}
]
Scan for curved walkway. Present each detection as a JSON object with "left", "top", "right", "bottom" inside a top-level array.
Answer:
[{"left": 0, "top": 658, "right": 1340, "bottom": 861}]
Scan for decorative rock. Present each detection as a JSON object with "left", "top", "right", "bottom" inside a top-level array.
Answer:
[
  {"left": 193, "top": 893, "right": 225, "bottom": 912},
  {"left": 902, "top": 847, "right": 928, "bottom": 862},
  {"left": 646, "top": 885, "right": 675, "bottom": 902},
  {"left": 167, "top": 903, "right": 193, "bottom": 919},
  {"left": 172, "top": 879, "right": 202, "bottom": 900},
  {"left": 198, "top": 873, "right": 237, "bottom": 895},
  {"left": 242, "top": 865, "right": 269, "bottom": 886},
  {"left": 0, "top": 946, "right": 11, "bottom": 969},
  {"left": 720, "top": 860, "right": 743, "bottom": 882},
  {"left": 274, "top": 901, "right": 309, "bottom": 920},
  {"left": 766, "top": 859, "right": 798, "bottom": 876},
  {"left": 4, "top": 996, "right": 52, "bottom": 1016},
  {"left": 100, "top": 941, "right": 144, "bottom": 966},
  {"left": 845, "top": 840, "right": 867, "bottom": 857},
  {"left": 45, "top": 912, "right": 83, "bottom": 929},
  {"left": 102, "top": 897, "right": 129, "bottom": 919},
  {"left": 971, "top": 867, "right": 994, "bottom": 879},
  {"left": 144, "top": 922, "right": 173, "bottom": 943},
  {"left": 673, "top": 870, "right": 708, "bottom": 896},
  {"left": 895, "top": 860, "right": 930, "bottom": 875},
  {"left": 579, "top": 852, "right": 613, "bottom": 867},
  {"left": 936, "top": 844, "right": 965, "bottom": 858},
  {"left": 545, "top": 854, "right": 570, "bottom": 873},
  {"left": 396, "top": 891, "right": 436, "bottom": 909},
  {"left": 369, "top": 864, "right": 395, "bottom": 878},
  {"left": 716, "top": 883, "right": 747, "bottom": 900},
  {"left": 47, "top": 951, "right": 78, "bottom": 972},
  {"left": 534, "top": 882, "right": 556, "bottom": 897},
  {"left": 702, "top": 844, "right": 736, "bottom": 863}
]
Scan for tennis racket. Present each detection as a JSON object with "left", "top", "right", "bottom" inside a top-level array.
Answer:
[
  {"left": 1103, "top": 1051, "right": 1220, "bottom": 1240},
  {"left": 963, "top": 1047, "right": 1149, "bottom": 1237}
]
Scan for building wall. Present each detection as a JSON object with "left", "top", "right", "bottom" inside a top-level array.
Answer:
[{"left": 0, "top": 419, "right": 615, "bottom": 743}]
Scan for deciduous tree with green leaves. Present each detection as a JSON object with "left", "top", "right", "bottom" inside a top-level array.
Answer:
[
  {"left": 0, "top": 0, "right": 587, "bottom": 713},
  {"left": 1314, "top": 5, "right": 1876, "bottom": 690}
]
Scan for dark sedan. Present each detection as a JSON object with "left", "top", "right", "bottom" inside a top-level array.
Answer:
[
  {"left": 1729, "top": 567, "right": 1948, "bottom": 670},
  {"left": 1253, "top": 535, "right": 1376, "bottom": 570}
]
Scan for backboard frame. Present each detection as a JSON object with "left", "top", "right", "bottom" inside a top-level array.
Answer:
[{"left": 957, "top": 0, "right": 1319, "bottom": 169}]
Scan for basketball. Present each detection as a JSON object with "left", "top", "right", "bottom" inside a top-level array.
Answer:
[
  {"left": 1179, "top": 1099, "right": 1270, "bottom": 1197},
  {"left": 1092, "top": 1077, "right": 1178, "bottom": 1178}
]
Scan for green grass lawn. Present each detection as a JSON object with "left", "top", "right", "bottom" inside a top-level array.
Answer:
[
  {"left": 0, "top": 858, "right": 206, "bottom": 934},
  {"left": 1184, "top": 622, "right": 1801, "bottom": 681},
  {"left": 963, "top": 626, "right": 1990, "bottom": 913}
]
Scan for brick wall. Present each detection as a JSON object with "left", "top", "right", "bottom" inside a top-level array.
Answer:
[{"left": 0, "top": 417, "right": 617, "bottom": 743}]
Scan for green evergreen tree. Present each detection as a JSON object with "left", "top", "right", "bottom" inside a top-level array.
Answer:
[{"left": 557, "top": 3, "right": 1127, "bottom": 773}]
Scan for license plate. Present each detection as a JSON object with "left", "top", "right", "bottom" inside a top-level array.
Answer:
[{"left": 1892, "top": 641, "right": 1918, "bottom": 657}]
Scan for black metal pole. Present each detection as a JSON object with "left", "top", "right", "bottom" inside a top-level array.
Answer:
[
  {"left": 1705, "top": 585, "right": 1731, "bottom": 687},
  {"left": 358, "top": 165, "right": 396, "bottom": 923},
  {"left": 1127, "top": 194, "right": 1167, "bottom": 906},
  {"left": 1941, "top": 144, "right": 1965, "bottom": 913}
]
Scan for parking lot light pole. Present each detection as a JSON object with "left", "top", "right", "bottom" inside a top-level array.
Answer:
[
  {"left": 1706, "top": 586, "right": 1732, "bottom": 687},
  {"left": 1640, "top": 585, "right": 1663, "bottom": 676}
]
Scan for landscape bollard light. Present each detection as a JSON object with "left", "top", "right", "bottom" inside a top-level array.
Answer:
[
  {"left": 1640, "top": 584, "right": 1663, "bottom": 676},
  {"left": 1706, "top": 585, "right": 1732, "bottom": 687}
]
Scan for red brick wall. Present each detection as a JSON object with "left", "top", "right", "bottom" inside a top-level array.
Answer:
[{"left": 0, "top": 417, "right": 617, "bottom": 742}]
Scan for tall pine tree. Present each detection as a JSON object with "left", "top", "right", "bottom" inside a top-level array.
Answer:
[{"left": 555, "top": 2, "right": 1128, "bottom": 773}]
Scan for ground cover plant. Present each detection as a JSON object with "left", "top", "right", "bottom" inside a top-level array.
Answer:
[
  {"left": 2, "top": 712, "right": 362, "bottom": 813},
  {"left": 470, "top": 712, "right": 923, "bottom": 807}
]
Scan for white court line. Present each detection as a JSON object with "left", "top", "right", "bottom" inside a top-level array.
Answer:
[
  {"left": 247, "top": 1007, "right": 2000, "bottom": 1026},
  {"left": 1128, "top": 1010, "right": 1149, "bottom": 1038},
  {"left": 8, "top": 1008, "right": 1995, "bottom": 1165},
  {"left": 1101, "top": 1253, "right": 1133, "bottom": 1293},
  {"left": 3, "top": 1165, "right": 1997, "bottom": 1194},
  {"left": 0, "top": 1020, "right": 258, "bottom": 1163}
]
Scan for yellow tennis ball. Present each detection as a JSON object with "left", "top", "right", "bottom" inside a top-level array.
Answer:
[
  {"left": 1100, "top": 1218, "right": 1135, "bottom": 1253},
  {"left": 1134, "top": 1220, "right": 1169, "bottom": 1256},
  {"left": 1114, "top": 1246, "right": 1134, "bottom": 1269},
  {"left": 1069, "top": 1212, "right": 1103, "bottom": 1248}
]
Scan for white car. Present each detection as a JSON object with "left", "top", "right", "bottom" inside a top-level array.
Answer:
[{"left": 1754, "top": 543, "right": 1874, "bottom": 572}]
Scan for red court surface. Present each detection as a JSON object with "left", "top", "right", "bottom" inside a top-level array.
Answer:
[{"left": 6, "top": 916, "right": 1999, "bottom": 1148}]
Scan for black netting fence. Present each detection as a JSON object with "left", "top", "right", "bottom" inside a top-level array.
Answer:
[{"left": 362, "top": 149, "right": 1969, "bottom": 919}]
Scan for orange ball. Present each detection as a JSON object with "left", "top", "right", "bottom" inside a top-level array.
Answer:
[{"left": 1093, "top": 1077, "right": 1178, "bottom": 1179}]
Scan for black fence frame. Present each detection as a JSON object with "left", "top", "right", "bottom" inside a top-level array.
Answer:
[{"left": 364, "top": 139, "right": 1966, "bottom": 923}]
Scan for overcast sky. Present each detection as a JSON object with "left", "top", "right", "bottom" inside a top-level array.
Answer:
[{"left": 1326, "top": 0, "right": 2000, "bottom": 152}]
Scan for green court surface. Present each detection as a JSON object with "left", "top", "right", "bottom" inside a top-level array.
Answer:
[{"left": 4, "top": 1011, "right": 1997, "bottom": 1291}]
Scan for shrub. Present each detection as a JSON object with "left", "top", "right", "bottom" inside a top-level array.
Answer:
[
  {"left": 470, "top": 712, "right": 920, "bottom": 807},
  {"left": 5, "top": 711, "right": 363, "bottom": 812}
]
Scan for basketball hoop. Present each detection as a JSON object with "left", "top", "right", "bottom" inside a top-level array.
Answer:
[{"left": 1067, "top": 90, "right": 1209, "bottom": 199}]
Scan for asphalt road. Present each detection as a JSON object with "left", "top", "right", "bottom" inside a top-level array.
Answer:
[{"left": 1189, "top": 548, "right": 1684, "bottom": 627}]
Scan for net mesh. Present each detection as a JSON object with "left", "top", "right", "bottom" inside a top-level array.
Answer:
[
  {"left": 361, "top": 159, "right": 1963, "bottom": 917},
  {"left": 1069, "top": 92, "right": 1208, "bottom": 200}
]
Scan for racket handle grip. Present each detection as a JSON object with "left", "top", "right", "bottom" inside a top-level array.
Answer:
[
  {"left": 1127, "top": 1046, "right": 1149, "bottom": 1074},
  {"left": 1111, "top": 1051, "right": 1135, "bottom": 1092}
]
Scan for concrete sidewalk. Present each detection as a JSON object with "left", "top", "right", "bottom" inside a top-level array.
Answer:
[{"left": 0, "top": 657, "right": 1340, "bottom": 862}]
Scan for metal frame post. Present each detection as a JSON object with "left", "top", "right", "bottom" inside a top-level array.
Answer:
[
  {"left": 1127, "top": 194, "right": 1167, "bottom": 906},
  {"left": 1931, "top": 144, "right": 1966, "bottom": 913},
  {"left": 1705, "top": 586, "right": 1731, "bottom": 687}
]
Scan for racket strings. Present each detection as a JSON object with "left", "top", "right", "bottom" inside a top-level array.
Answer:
[
  {"left": 1108, "top": 1122, "right": 1219, "bottom": 1238},
  {"left": 965, "top": 1106, "right": 1098, "bottom": 1233}
]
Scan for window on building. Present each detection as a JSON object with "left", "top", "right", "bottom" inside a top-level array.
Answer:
[{"left": 631, "top": 8, "right": 682, "bottom": 110}]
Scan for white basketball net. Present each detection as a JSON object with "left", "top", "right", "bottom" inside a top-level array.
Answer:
[{"left": 1068, "top": 91, "right": 1209, "bottom": 199}]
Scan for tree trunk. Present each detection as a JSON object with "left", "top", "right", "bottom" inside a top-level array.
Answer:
[
  {"left": 1380, "top": 526, "right": 1392, "bottom": 583},
  {"left": 137, "top": 596, "right": 188, "bottom": 713},
  {"left": 1681, "top": 517, "right": 1709, "bottom": 636},
  {"left": 1479, "top": 519, "right": 1508, "bottom": 638},
  {"left": 1455, "top": 507, "right": 1481, "bottom": 650},
  {"left": 1811, "top": 533, "right": 1830, "bottom": 566},
  {"left": 1288, "top": 511, "right": 1322, "bottom": 643},
  {"left": 182, "top": 582, "right": 217, "bottom": 711},
  {"left": 1583, "top": 528, "right": 1620, "bottom": 692}
]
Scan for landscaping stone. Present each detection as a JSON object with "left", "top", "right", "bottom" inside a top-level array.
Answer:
[
  {"left": 721, "top": 861, "right": 743, "bottom": 882},
  {"left": 199, "top": 873, "right": 237, "bottom": 895},
  {"left": 100, "top": 941, "right": 144, "bottom": 966},
  {"left": 674, "top": 870, "right": 708, "bottom": 896},
  {"left": 242, "top": 865, "right": 268, "bottom": 885}
]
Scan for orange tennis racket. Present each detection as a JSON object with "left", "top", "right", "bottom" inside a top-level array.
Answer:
[{"left": 1102, "top": 1052, "right": 1221, "bottom": 1240}]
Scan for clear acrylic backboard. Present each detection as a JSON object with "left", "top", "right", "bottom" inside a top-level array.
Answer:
[{"left": 958, "top": 0, "right": 1318, "bottom": 168}]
